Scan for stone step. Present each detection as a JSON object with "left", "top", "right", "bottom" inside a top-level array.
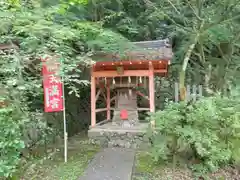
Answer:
[
  {"left": 80, "top": 148, "right": 135, "bottom": 180},
  {"left": 88, "top": 123, "right": 150, "bottom": 150}
]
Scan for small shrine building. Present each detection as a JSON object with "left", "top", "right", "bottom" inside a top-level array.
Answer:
[{"left": 90, "top": 39, "right": 172, "bottom": 129}]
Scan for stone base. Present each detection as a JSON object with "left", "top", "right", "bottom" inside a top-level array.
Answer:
[
  {"left": 112, "top": 120, "right": 137, "bottom": 128},
  {"left": 112, "top": 110, "right": 139, "bottom": 126},
  {"left": 88, "top": 122, "right": 151, "bottom": 149}
]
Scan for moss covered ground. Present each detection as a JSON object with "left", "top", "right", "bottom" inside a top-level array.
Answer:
[
  {"left": 133, "top": 151, "right": 239, "bottom": 180},
  {"left": 16, "top": 134, "right": 99, "bottom": 180}
]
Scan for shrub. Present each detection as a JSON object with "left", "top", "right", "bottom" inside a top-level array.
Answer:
[
  {"left": 149, "top": 93, "right": 240, "bottom": 172},
  {"left": 0, "top": 105, "right": 26, "bottom": 177}
]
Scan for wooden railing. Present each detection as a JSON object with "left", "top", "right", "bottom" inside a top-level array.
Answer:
[{"left": 174, "top": 82, "right": 203, "bottom": 102}]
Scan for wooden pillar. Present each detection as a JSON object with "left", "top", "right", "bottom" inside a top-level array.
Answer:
[
  {"left": 149, "top": 63, "right": 155, "bottom": 113},
  {"left": 91, "top": 75, "right": 96, "bottom": 127},
  {"left": 106, "top": 79, "right": 111, "bottom": 120}
]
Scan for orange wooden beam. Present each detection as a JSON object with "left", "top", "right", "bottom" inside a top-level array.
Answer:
[
  {"left": 94, "top": 59, "right": 170, "bottom": 66},
  {"left": 101, "top": 90, "right": 107, "bottom": 102},
  {"left": 92, "top": 69, "right": 167, "bottom": 77},
  {"left": 95, "top": 88, "right": 102, "bottom": 103},
  {"left": 136, "top": 91, "right": 149, "bottom": 100},
  {"left": 95, "top": 108, "right": 115, "bottom": 113},
  {"left": 110, "top": 96, "right": 116, "bottom": 103},
  {"left": 91, "top": 76, "right": 96, "bottom": 127},
  {"left": 154, "top": 69, "right": 167, "bottom": 73},
  {"left": 106, "top": 80, "right": 111, "bottom": 120},
  {"left": 149, "top": 63, "right": 155, "bottom": 113},
  {"left": 137, "top": 108, "right": 150, "bottom": 111},
  {"left": 96, "top": 108, "right": 107, "bottom": 113}
]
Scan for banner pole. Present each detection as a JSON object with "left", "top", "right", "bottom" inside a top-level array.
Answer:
[{"left": 61, "top": 57, "right": 67, "bottom": 163}]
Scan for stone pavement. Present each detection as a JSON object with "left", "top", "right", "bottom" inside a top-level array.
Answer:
[{"left": 80, "top": 148, "right": 135, "bottom": 180}]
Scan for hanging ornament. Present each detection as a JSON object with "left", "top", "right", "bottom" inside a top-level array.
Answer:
[
  {"left": 96, "top": 77, "right": 99, "bottom": 85},
  {"left": 128, "top": 76, "right": 131, "bottom": 83},
  {"left": 129, "top": 89, "right": 132, "bottom": 96},
  {"left": 113, "top": 77, "right": 115, "bottom": 85},
  {"left": 139, "top": 76, "right": 142, "bottom": 83},
  {"left": 144, "top": 76, "right": 147, "bottom": 88}
]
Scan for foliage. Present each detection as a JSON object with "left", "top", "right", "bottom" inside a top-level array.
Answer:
[
  {"left": 0, "top": 1, "right": 133, "bottom": 178},
  {"left": 1, "top": 0, "right": 240, "bottom": 177},
  {"left": 40, "top": 0, "right": 240, "bottom": 95},
  {"left": 80, "top": 0, "right": 240, "bottom": 93},
  {"left": 1, "top": 0, "right": 132, "bottom": 94},
  {"left": 0, "top": 61, "right": 27, "bottom": 178},
  {"left": 149, "top": 92, "right": 240, "bottom": 174},
  {"left": 18, "top": 136, "right": 99, "bottom": 180},
  {"left": 0, "top": 44, "right": 30, "bottom": 177},
  {"left": 0, "top": 106, "right": 25, "bottom": 177}
]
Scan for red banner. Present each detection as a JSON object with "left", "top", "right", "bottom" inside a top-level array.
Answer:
[{"left": 41, "top": 55, "right": 64, "bottom": 112}]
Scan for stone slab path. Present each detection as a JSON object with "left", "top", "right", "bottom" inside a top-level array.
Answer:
[{"left": 80, "top": 148, "right": 135, "bottom": 180}]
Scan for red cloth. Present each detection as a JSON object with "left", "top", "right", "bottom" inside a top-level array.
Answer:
[{"left": 120, "top": 109, "right": 128, "bottom": 120}]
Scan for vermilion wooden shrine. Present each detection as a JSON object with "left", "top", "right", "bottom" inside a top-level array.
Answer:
[{"left": 90, "top": 40, "right": 172, "bottom": 128}]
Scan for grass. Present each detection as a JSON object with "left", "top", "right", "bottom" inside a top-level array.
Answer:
[
  {"left": 133, "top": 151, "right": 239, "bottom": 180},
  {"left": 16, "top": 134, "right": 100, "bottom": 180},
  {"left": 134, "top": 151, "right": 158, "bottom": 174},
  {"left": 133, "top": 151, "right": 196, "bottom": 180},
  {"left": 133, "top": 151, "right": 160, "bottom": 180}
]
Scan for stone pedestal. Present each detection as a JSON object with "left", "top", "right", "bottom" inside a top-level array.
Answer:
[
  {"left": 122, "top": 120, "right": 131, "bottom": 128},
  {"left": 112, "top": 110, "right": 139, "bottom": 126},
  {"left": 88, "top": 122, "right": 150, "bottom": 149},
  {"left": 112, "top": 88, "right": 139, "bottom": 126}
]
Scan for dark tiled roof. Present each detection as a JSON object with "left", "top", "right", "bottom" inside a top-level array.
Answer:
[
  {"left": 93, "top": 39, "right": 172, "bottom": 61},
  {"left": 127, "top": 39, "right": 172, "bottom": 60},
  {"left": 132, "top": 39, "right": 171, "bottom": 50}
]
